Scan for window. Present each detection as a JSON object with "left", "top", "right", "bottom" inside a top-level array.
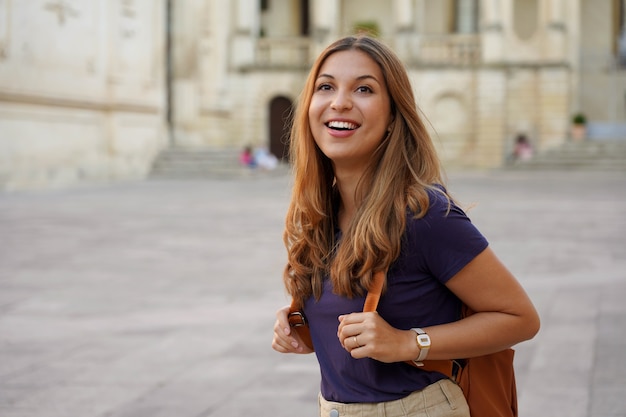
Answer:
[
  {"left": 455, "top": 0, "right": 478, "bottom": 34},
  {"left": 513, "top": 0, "right": 538, "bottom": 40},
  {"left": 615, "top": 0, "right": 626, "bottom": 66}
]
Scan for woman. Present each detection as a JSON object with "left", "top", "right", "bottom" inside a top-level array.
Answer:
[{"left": 272, "top": 36, "right": 540, "bottom": 417}]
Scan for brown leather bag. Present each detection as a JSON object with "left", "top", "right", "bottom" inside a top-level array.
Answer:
[
  {"left": 455, "top": 348, "right": 518, "bottom": 417},
  {"left": 420, "top": 304, "right": 518, "bottom": 417},
  {"left": 288, "top": 271, "right": 518, "bottom": 417}
]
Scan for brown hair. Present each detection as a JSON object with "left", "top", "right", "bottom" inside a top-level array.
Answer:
[{"left": 284, "top": 36, "right": 446, "bottom": 306}]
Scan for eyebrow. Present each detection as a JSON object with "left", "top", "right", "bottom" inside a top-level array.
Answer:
[{"left": 316, "top": 73, "right": 381, "bottom": 84}]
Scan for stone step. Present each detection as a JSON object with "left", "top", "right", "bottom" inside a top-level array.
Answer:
[
  {"left": 508, "top": 140, "right": 626, "bottom": 170},
  {"left": 150, "top": 147, "right": 290, "bottom": 179}
]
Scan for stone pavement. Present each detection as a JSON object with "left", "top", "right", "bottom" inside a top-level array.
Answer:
[{"left": 0, "top": 169, "right": 625, "bottom": 417}]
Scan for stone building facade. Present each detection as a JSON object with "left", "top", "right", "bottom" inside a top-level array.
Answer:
[
  {"left": 0, "top": 1, "right": 167, "bottom": 190},
  {"left": 1, "top": 0, "right": 625, "bottom": 190}
]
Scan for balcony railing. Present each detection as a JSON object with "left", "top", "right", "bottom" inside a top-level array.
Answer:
[
  {"left": 251, "top": 34, "right": 481, "bottom": 69},
  {"left": 255, "top": 37, "right": 313, "bottom": 69},
  {"left": 411, "top": 34, "right": 481, "bottom": 66}
]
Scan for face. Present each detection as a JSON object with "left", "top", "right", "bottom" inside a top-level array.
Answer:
[{"left": 308, "top": 49, "right": 393, "bottom": 172}]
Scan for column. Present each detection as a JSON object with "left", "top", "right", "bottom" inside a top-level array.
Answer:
[
  {"left": 393, "top": 0, "right": 414, "bottom": 62},
  {"left": 415, "top": 0, "right": 426, "bottom": 33},
  {"left": 480, "top": 0, "right": 505, "bottom": 63},
  {"left": 200, "top": 0, "right": 230, "bottom": 112},
  {"left": 310, "top": 0, "right": 338, "bottom": 55},
  {"left": 412, "top": 0, "right": 426, "bottom": 65},
  {"left": 393, "top": 0, "right": 414, "bottom": 29},
  {"left": 545, "top": 0, "right": 566, "bottom": 61},
  {"left": 231, "top": 0, "right": 258, "bottom": 68}
]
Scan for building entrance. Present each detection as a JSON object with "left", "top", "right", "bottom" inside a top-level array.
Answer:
[{"left": 269, "top": 96, "right": 293, "bottom": 161}]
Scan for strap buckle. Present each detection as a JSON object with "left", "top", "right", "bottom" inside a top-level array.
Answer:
[
  {"left": 451, "top": 359, "right": 466, "bottom": 381},
  {"left": 288, "top": 311, "right": 308, "bottom": 328}
]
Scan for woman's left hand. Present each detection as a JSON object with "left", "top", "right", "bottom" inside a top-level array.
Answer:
[{"left": 337, "top": 312, "right": 415, "bottom": 363}]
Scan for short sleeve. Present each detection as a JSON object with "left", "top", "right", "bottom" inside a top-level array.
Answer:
[{"left": 405, "top": 190, "right": 489, "bottom": 284}]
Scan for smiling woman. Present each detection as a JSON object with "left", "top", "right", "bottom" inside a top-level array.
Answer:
[{"left": 272, "top": 36, "right": 539, "bottom": 417}]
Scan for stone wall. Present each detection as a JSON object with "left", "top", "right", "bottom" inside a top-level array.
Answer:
[
  {"left": 0, "top": 1, "right": 167, "bottom": 190},
  {"left": 412, "top": 65, "right": 570, "bottom": 169}
]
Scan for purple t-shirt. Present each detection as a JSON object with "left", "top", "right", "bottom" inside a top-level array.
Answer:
[{"left": 303, "top": 190, "right": 489, "bottom": 403}]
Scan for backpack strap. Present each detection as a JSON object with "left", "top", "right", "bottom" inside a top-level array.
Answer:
[{"left": 363, "top": 270, "right": 385, "bottom": 312}]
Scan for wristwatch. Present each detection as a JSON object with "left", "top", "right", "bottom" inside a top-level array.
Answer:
[{"left": 411, "top": 328, "right": 431, "bottom": 366}]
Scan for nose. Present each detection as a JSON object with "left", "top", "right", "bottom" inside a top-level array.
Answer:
[{"left": 330, "top": 90, "right": 352, "bottom": 111}]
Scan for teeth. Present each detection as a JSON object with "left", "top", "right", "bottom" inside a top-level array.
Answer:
[{"left": 328, "top": 121, "right": 358, "bottom": 130}]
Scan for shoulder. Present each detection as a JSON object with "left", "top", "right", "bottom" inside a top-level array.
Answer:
[
  {"left": 402, "top": 186, "right": 489, "bottom": 283},
  {"left": 407, "top": 186, "right": 465, "bottom": 230},
  {"left": 404, "top": 185, "right": 488, "bottom": 255}
]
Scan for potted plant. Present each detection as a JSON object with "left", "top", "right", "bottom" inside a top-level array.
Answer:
[
  {"left": 353, "top": 21, "right": 380, "bottom": 37},
  {"left": 571, "top": 112, "right": 587, "bottom": 142}
]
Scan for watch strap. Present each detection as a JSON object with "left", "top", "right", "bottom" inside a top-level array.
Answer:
[{"left": 411, "top": 327, "right": 430, "bottom": 366}]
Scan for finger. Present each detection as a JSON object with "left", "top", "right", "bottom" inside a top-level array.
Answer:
[
  {"left": 271, "top": 328, "right": 291, "bottom": 352},
  {"left": 276, "top": 320, "right": 302, "bottom": 349},
  {"left": 338, "top": 312, "right": 364, "bottom": 326},
  {"left": 346, "top": 335, "right": 368, "bottom": 359},
  {"left": 341, "top": 333, "right": 361, "bottom": 352},
  {"left": 276, "top": 305, "right": 292, "bottom": 335},
  {"left": 337, "top": 312, "right": 369, "bottom": 338},
  {"left": 273, "top": 319, "right": 303, "bottom": 352},
  {"left": 272, "top": 329, "right": 302, "bottom": 353},
  {"left": 272, "top": 336, "right": 290, "bottom": 352},
  {"left": 338, "top": 323, "right": 361, "bottom": 346}
]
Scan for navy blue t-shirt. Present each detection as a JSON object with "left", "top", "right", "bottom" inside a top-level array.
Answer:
[{"left": 303, "top": 190, "right": 489, "bottom": 403}]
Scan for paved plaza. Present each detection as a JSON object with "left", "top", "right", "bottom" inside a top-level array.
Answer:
[{"left": 1, "top": 168, "right": 625, "bottom": 417}]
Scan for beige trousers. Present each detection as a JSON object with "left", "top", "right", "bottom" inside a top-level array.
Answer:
[{"left": 318, "top": 379, "right": 470, "bottom": 417}]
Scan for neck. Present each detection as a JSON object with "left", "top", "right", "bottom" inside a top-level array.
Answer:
[{"left": 334, "top": 165, "right": 365, "bottom": 231}]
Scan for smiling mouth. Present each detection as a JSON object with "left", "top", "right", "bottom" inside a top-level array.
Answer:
[{"left": 326, "top": 121, "right": 359, "bottom": 131}]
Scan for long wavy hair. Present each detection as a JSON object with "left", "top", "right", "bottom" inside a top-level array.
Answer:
[{"left": 284, "top": 36, "right": 447, "bottom": 306}]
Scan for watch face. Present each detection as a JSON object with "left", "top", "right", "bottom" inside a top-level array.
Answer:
[{"left": 417, "top": 334, "right": 431, "bottom": 347}]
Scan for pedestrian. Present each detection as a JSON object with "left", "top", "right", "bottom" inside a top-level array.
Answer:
[
  {"left": 271, "top": 36, "right": 540, "bottom": 417},
  {"left": 239, "top": 145, "right": 256, "bottom": 168},
  {"left": 512, "top": 133, "right": 533, "bottom": 162},
  {"left": 254, "top": 146, "right": 279, "bottom": 170}
]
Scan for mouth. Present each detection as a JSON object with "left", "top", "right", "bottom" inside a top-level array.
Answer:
[{"left": 326, "top": 120, "right": 360, "bottom": 131}]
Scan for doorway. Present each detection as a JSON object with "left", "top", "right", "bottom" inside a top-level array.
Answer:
[{"left": 269, "top": 96, "right": 293, "bottom": 161}]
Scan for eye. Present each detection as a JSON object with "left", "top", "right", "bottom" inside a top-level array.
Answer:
[
  {"left": 356, "top": 85, "right": 373, "bottom": 93},
  {"left": 316, "top": 83, "right": 333, "bottom": 91}
]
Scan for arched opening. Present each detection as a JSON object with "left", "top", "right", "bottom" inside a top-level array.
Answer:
[
  {"left": 269, "top": 96, "right": 293, "bottom": 161},
  {"left": 513, "top": 0, "right": 538, "bottom": 40},
  {"left": 431, "top": 93, "right": 471, "bottom": 162}
]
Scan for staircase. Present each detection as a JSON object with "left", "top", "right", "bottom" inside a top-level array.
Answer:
[
  {"left": 507, "top": 140, "right": 626, "bottom": 171},
  {"left": 149, "top": 147, "right": 290, "bottom": 179}
]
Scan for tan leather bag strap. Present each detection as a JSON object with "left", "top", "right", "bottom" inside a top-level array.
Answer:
[{"left": 363, "top": 270, "right": 386, "bottom": 312}]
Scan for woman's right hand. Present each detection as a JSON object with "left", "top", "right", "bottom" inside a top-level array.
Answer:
[{"left": 272, "top": 305, "right": 314, "bottom": 354}]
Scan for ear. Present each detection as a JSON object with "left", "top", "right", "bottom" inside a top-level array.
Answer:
[{"left": 387, "top": 118, "right": 394, "bottom": 133}]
